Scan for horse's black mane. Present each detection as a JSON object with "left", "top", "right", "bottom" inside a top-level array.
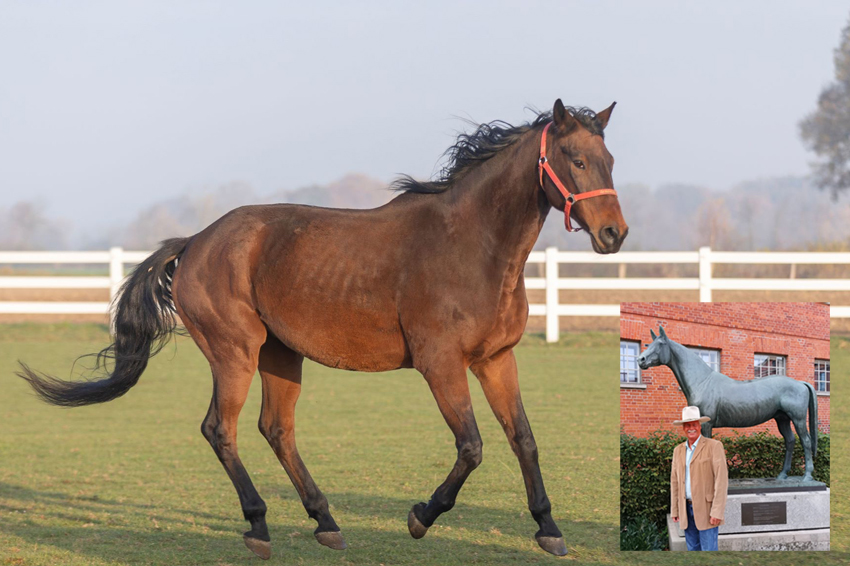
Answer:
[{"left": 393, "top": 106, "right": 604, "bottom": 194}]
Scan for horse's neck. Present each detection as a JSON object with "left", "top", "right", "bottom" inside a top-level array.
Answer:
[
  {"left": 446, "top": 129, "right": 549, "bottom": 274},
  {"left": 667, "top": 341, "right": 711, "bottom": 401}
]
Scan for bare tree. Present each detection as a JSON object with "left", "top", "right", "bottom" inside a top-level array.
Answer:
[
  {"left": 696, "top": 197, "right": 737, "bottom": 250},
  {"left": 121, "top": 182, "right": 257, "bottom": 248},
  {"left": 0, "top": 200, "right": 69, "bottom": 250}
]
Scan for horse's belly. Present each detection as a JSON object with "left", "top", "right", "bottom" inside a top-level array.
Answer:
[
  {"left": 261, "top": 303, "right": 410, "bottom": 372},
  {"left": 716, "top": 404, "right": 776, "bottom": 428}
]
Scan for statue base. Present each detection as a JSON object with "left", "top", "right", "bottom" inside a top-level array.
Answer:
[{"left": 668, "top": 478, "right": 829, "bottom": 551}]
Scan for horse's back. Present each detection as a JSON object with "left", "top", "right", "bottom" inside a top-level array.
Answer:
[{"left": 714, "top": 375, "right": 811, "bottom": 426}]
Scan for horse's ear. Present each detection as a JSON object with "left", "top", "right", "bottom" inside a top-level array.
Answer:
[
  {"left": 596, "top": 101, "right": 616, "bottom": 130},
  {"left": 650, "top": 329, "right": 657, "bottom": 341},
  {"left": 659, "top": 325, "right": 667, "bottom": 338},
  {"left": 553, "top": 99, "right": 578, "bottom": 133}
]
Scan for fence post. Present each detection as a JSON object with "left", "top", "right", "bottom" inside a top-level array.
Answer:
[
  {"left": 109, "top": 247, "right": 124, "bottom": 332},
  {"left": 545, "top": 246, "right": 559, "bottom": 343},
  {"left": 699, "top": 246, "right": 712, "bottom": 302}
]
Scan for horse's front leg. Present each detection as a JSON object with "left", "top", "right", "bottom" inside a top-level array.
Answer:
[
  {"left": 470, "top": 349, "right": 566, "bottom": 556},
  {"left": 408, "top": 352, "right": 483, "bottom": 540}
]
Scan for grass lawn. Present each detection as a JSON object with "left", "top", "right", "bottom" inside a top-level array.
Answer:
[{"left": 0, "top": 324, "right": 847, "bottom": 565}]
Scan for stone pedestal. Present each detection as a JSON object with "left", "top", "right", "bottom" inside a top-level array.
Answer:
[{"left": 668, "top": 478, "right": 830, "bottom": 551}]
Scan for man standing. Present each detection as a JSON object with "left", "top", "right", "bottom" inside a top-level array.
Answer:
[{"left": 670, "top": 406, "right": 728, "bottom": 551}]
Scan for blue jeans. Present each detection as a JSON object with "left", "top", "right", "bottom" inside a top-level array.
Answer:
[{"left": 684, "top": 501, "right": 718, "bottom": 551}]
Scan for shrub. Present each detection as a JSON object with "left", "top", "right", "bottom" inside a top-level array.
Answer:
[
  {"left": 620, "top": 430, "right": 680, "bottom": 530},
  {"left": 620, "top": 514, "right": 667, "bottom": 551},
  {"left": 725, "top": 430, "right": 830, "bottom": 485}
]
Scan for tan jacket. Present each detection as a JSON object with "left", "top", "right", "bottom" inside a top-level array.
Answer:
[{"left": 670, "top": 436, "right": 728, "bottom": 531}]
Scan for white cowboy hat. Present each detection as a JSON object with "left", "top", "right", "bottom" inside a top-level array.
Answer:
[{"left": 673, "top": 406, "right": 711, "bottom": 425}]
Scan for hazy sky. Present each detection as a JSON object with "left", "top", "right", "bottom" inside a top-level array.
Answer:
[{"left": 1, "top": 1, "right": 847, "bottom": 228}]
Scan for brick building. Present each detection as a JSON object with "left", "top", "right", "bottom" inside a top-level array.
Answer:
[{"left": 620, "top": 302, "right": 830, "bottom": 437}]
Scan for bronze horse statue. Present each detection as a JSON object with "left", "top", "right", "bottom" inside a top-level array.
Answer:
[
  {"left": 18, "top": 99, "right": 628, "bottom": 558},
  {"left": 637, "top": 326, "right": 818, "bottom": 481}
]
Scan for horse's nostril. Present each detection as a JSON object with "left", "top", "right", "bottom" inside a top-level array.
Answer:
[{"left": 601, "top": 225, "right": 619, "bottom": 246}]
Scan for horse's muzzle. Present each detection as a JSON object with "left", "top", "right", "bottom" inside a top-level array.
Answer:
[{"left": 593, "top": 225, "right": 628, "bottom": 254}]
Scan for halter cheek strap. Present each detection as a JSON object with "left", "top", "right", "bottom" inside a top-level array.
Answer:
[{"left": 538, "top": 121, "right": 618, "bottom": 232}]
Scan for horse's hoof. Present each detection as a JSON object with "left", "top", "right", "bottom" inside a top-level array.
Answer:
[
  {"left": 243, "top": 535, "right": 272, "bottom": 560},
  {"left": 536, "top": 535, "right": 568, "bottom": 556},
  {"left": 407, "top": 507, "right": 429, "bottom": 539},
  {"left": 315, "top": 530, "right": 348, "bottom": 550}
]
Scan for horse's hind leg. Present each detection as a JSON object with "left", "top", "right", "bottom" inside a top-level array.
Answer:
[
  {"left": 257, "top": 335, "right": 346, "bottom": 550},
  {"left": 408, "top": 354, "right": 483, "bottom": 540},
  {"left": 470, "top": 349, "right": 566, "bottom": 556},
  {"left": 791, "top": 415, "right": 815, "bottom": 481},
  {"left": 183, "top": 314, "right": 272, "bottom": 559},
  {"left": 776, "top": 416, "right": 795, "bottom": 480}
]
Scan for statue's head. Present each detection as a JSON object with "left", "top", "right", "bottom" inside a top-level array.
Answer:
[{"left": 637, "top": 325, "right": 671, "bottom": 369}]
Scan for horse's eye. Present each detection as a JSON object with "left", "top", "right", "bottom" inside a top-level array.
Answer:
[{"left": 573, "top": 160, "right": 585, "bottom": 170}]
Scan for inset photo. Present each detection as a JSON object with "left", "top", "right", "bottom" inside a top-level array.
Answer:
[{"left": 619, "top": 302, "right": 830, "bottom": 551}]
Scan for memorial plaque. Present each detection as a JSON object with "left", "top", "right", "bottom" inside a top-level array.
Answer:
[{"left": 741, "top": 502, "right": 787, "bottom": 526}]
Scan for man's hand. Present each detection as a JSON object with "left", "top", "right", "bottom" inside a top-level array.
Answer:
[
  {"left": 709, "top": 516, "right": 721, "bottom": 526},
  {"left": 672, "top": 516, "right": 678, "bottom": 522}
]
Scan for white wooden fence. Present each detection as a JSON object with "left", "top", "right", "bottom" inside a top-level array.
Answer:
[{"left": 2, "top": 247, "right": 850, "bottom": 342}]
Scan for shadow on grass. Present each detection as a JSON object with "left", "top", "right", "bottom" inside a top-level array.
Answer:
[
  {"left": 1, "top": 480, "right": 615, "bottom": 565},
  {"left": 0, "top": 480, "right": 236, "bottom": 526}
]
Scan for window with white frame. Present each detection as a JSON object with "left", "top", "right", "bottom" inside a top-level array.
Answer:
[
  {"left": 814, "top": 359, "right": 830, "bottom": 393},
  {"left": 620, "top": 340, "right": 641, "bottom": 383},
  {"left": 754, "top": 354, "right": 786, "bottom": 378},
  {"left": 688, "top": 347, "right": 720, "bottom": 372}
]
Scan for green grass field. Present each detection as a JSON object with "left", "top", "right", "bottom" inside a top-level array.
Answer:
[{"left": 0, "top": 325, "right": 847, "bottom": 565}]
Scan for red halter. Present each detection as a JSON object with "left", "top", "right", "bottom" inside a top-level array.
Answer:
[{"left": 538, "top": 121, "right": 618, "bottom": 232}]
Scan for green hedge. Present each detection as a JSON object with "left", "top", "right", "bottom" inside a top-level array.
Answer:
[
  {"left": 620, "top": 429, "right": 830, "bottom": 548},
  {"left": 620, "top": 430, "right": 682, "bottom": 529},
  {"left": 726, "top": 430, "right": 830, "bottom": 484}
]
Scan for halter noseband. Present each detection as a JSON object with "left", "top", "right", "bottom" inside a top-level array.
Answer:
[{"left": 538, "top": 121, "right": 618, "bottom": 232}]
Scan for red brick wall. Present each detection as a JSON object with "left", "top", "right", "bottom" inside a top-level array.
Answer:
[{"left": 620, "top": 302, "right": 830, "bottom": 437}]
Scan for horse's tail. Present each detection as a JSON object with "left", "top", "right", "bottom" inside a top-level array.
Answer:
[
  {"left": 806, "top": 381, "right": 818, "bottom": 460},
  {"left": 17, "top": 237, "right": 190, "bottom": 407}
]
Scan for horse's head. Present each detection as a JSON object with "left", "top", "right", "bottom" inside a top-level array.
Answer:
[
  {"left": 539, "top": 99, "right": 628, "bottom": 254},
  {"left": 637, "top": 326, "right": 671, "bottom": 369}
]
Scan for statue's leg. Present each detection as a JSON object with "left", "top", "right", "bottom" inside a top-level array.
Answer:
[
  {"left": 701, "top": 422, "right": 712, "bottom": 438},
  {"left": 791, "top": 416, "right": 815, "bottom": 481},
  {"left": 776, "top": 416, "right": 795, "bottom": 480}
]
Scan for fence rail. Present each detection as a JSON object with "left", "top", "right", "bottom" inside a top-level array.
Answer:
[{"left": 1, "top": 247, "right": 848, "bottom": 342}]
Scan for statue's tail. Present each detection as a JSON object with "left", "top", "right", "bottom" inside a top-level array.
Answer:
[{"left": 807, "top": 381, "right": 818, "bottom": 460}]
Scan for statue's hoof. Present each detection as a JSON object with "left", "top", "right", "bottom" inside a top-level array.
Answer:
[
  {"left": 407, "top": 508, "right": 429, "bottom": 539},
  {"left": 315, "top": 530, "right": 348, "bottom": 550},
  {"left": 777, "top": 473, "right": 788, "bottom": 481},
  {"left": 536, "top": 535, "right": 568, "bottom": 556},
  {"left": 243, "top": 535, "right": 272, "bottom": 560}
]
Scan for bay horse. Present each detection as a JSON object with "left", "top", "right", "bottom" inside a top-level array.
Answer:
[
  {"left": 18, "top": 99, "right": 628, "bottom": 558},
  {"left": 637, "top": 326, "right": 818, "bottom": 481}
]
